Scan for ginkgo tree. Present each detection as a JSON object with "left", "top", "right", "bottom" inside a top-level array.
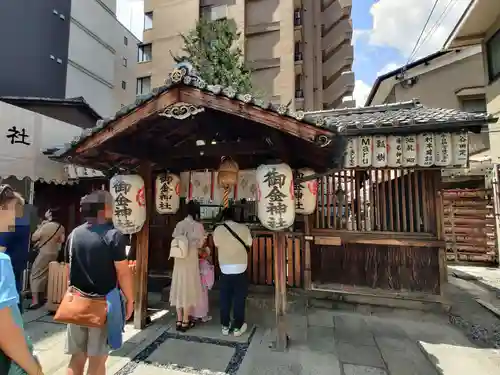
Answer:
[{"left": 173, "top": 18, "right": 254, "bottom": 94}]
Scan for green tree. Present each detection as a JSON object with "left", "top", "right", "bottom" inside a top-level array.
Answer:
[{"left": 173, "top": 18, "right": 254, "bottom": 94}]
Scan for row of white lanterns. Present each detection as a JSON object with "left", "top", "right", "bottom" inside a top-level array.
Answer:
[{"left": 109, "top": 164, "right": 314, "bottom": 234}]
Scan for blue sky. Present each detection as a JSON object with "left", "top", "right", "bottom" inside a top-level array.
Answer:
[{"left": 117, "top": 0, "right": 472, "bottom": 107}]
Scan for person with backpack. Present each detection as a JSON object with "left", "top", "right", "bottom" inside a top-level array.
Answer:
[
  {"left": 169, "top": 201, "right": 205, "bottom": 332},
  {"left": 213, "top": 206, "right": 252, "bottom": 337}
]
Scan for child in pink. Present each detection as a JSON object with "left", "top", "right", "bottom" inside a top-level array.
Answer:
[{"left": 193, "top": 247, "right": 214, "bottom": 322}]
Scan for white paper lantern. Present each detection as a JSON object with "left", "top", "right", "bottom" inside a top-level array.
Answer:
[
  {"left": 155, "top": 173, "right": 180, "bottom": 214},
  {"left": 452, "top": 132, "right": 468, "bottom": 166},
  {"left": 256, "top": 163, "right": 295, "bottom": 231},
  {"left": 294, "top": 168, "right": 317, "bottom": 215},
  {"left": 372, "top": 135, "right": 388, "bottom": 168},
  {"left": 417, "top": 133, "right": 435, "bottom": 167},
  {"left": 387, "top": 135, "right": 403, "bottom": 167},
  {"left": 344, "top": 138, "right": 358, "bottom": 168},
  {"left": 402, "top": 135, "right": 417, "bottom": 167},
  {"left": 110, "top": 174, "right": 146, "bottom": 235},
  {"left": 358, "top": 136, "right": 373, "bottom": 167},
  {"left": 435, "top": 133, "right": 452, "bottom": 166}
]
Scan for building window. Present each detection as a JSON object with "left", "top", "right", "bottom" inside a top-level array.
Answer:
[
  {"left": 122, "top": 81, "right": 127, "bottom": 90},
  {"left": 144, "top": 11, "right": 153, "bottom": 30},
  {"left": 122, "top": 57, "right": 127, "bottom": 67},
  {"left": 295, "top": 75, "right": 304, "bottom": 98},
  {"left": 294, "top": 8, "right": 302, "bottom": 27},
  {"left": 200, "top": 5, "right": 227, "bottom": 21},
  {"left": 460, "top": 96, "right": 487, "bottom": 113},
  {"left": 138, "top": 43, "right": 152, "bottom": 63},
  {"left": 124, "top": 36, "right": 128, "bottom": 46},
  {"left": 487, "top": 29, "right": 500, "bottom": 82},
  {"left": 137, "top": 76, "right": 151, "bottom": 96},
  {"left": 294, "top": 42, "right": 303, "bottom": 61}
]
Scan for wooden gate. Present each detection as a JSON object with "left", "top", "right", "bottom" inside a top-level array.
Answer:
[{"left": 443, "top": 189, "right": 498, "bottom": 264}]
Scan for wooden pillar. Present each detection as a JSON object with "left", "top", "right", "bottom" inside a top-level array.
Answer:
[
  {"left": 303, "top": 215, "right": 312, "bottom": 290},
  {"left": 434, "top": 170, "right": 447, "bottom": 296},
  {"left": 273, "top": 231, "right": 288, "bottom": 351},
  {"left": 134, "top": 163, "right": 152, "bottom": 329}
]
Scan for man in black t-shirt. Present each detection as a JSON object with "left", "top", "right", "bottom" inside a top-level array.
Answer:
[{"left": 65, "top": 190, "right": 134, "bottom": 375}]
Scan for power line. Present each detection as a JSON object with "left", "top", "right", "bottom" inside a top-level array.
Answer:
[
  {"left": 404, "top": 0, "right": 441, "bottom": 68},
  {"left": 411, "top": 0, "right": 459, "bottom": 60}
]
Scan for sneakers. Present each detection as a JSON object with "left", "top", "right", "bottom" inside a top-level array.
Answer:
[
  {"left": 233, "top": 323, "right": 247, "bottom": 337},
  {"left": 222, "top": 326, "right": 230, "bottom": 336}
]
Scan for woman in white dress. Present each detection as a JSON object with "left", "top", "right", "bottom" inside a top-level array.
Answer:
[{"left": 170, "top": 201, "right": 205, "bottom": 332}]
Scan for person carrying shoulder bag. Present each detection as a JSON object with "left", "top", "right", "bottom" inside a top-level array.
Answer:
[
  {"left": 213, "top": 206, "right": 252, "bottom": 337},
  {"left": 58, "top": 191, "right": 134, "bottom": 375}
]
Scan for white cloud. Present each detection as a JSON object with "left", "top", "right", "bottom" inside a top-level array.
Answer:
[
  {"left": 377, "top": 62, "right": 402, "bottom": 76},
  {"left": 352, "top": 29, "right": 368, "bottom": 46},
  {"left": 116, "top": 0, "right": 144, "bottom": 40},
  {"left": 365, "top": 0, "right": 471, "bottom": 60},
  {"left": 353, "top": 80, "right": 372, "bottom": 107}
]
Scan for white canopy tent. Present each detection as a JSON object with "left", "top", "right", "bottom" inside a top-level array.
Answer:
[{"left": 0, "top": 100, "right": 103, "bottom": 185}]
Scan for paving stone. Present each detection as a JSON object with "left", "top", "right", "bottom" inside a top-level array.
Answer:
[
  {"left": 334, "top": 314, "right": 369, "bottom": 334},
  {"left": 238, "top": 344, "right": 342, "bottom": 375},
  {"left": 306, "top": 308, "right": 335, "bottom": 328},
  {"left": 343, "top": 364, "right": 388, "bottom": 375},
  {"left": 147, "top": 339, "right": 234, "bottom": 373},
  {"left": 24, "top": 321, "right": 67, "bottom": 350},
  {"left": 336, "top": 342, "right": 385, "bottom": 368},
  {"left": 130, "top": 364, "right": 199, "bottom": 375},
  {"left": 418, "top": 342, "right": 500, "bottom": 375},
  {"left": 303, "top": 326, "right": 336, "bottom": 353},
  {"left": 365, "top": 317, "right": 408, "bottom": 339},
  {"left": 376, "top": 337, "right": 438, "bottom": 375}
]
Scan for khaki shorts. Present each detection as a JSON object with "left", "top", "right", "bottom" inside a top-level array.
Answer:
[{"left": 65, "top": 324, "right": 109, "bottom": 357}]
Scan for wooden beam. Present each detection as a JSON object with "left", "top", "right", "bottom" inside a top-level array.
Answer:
[
  {"left": 273, "top": 232, "right": 288, "bottom": 351},
  {"left": 111, "top": 139, "right": 271, "bottom": 166},
  {"left": 76, "top": 89, "right": 180, "bottom": 154},
  {"left": 179, "top": 88, "right": 334, "bottom": 143},
  {"left": 303, "top": 215, "right": 312, "bottom": 290},
  {"left": 134, "top": 162, "right": 152, "bottom": 329}
]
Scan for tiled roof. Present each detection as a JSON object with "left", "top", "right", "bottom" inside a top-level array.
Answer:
[
  {"left": 0, "top": 95, "right": 101, "bottom": 120},
  {"left": 305, "top": 99, "right": 491, "bottom": 135},
  {"left": 45, "top": 64, "right": 492, "bottom": 159},
  {"left": 46, "top": 62, "right": 328, "bottom": 158}
]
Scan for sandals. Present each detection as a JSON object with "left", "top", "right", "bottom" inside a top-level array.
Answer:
[
  {"left": 178, "top": 320, "right": 196, "bottom": 332},
  {"left": 27, "top": 303, "right": 43, "bottom": 310}
]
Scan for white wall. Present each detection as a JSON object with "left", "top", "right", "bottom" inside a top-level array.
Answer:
[{"left": 66, "top": 0, "right": 138, "bottom": 117}]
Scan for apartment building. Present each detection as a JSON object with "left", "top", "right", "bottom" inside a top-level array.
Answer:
[
  {"left": 137, "top": 0, "right": 355, "bottom": 111},
  {"left": 444, "top": 0, "right": 500, "bottom": 165},
  {"left": 0, "top": 0, "right": 139, "bottom": 118}
]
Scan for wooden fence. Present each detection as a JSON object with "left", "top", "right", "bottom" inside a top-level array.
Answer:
[
  {"left": 314, "top": 169, "right": 438, "bottom": 235},
  {"left": 443, "top": 189, "right": 497, "bottom": 264},
  {"left": 207, "top": 231, "right": 304, "bottom": 288}
]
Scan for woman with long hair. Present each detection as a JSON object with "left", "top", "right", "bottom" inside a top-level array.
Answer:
[
  {"left": 170, "top": 201, "right": 205, "bottom": 332},
  {"left": 29, "top": 208, "right": 65, "bottom": 309},
  {"left": 0, "top": 184, "right": 44, "bottom": 374}
]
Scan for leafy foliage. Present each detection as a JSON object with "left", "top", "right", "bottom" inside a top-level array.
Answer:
[{"left": 173, "top": 18, "right": 254, "bottom": 94}]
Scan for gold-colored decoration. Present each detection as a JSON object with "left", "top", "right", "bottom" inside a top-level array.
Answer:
[
  {"left": 217, "top": 157, "right": 239, "bottom": 208},
  {"left": 159, "top": 102, "right": 205, "bottom": 120},
  {"left": 277, "top": 104, "right": 287, "bottom": 115}
]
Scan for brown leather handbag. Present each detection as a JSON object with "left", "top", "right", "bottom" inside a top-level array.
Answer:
[{"left": 53, "top": 232, "right": 108, "bottom": 328}]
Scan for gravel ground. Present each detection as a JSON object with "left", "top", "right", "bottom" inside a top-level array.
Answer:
[{"left": 446, "top": 276, "right": 500, "bottom": 349}]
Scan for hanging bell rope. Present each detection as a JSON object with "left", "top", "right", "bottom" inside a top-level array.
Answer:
[
  {"left": 217, "top": 156, "right": 239, "bottom": 210},
  {"left": 222, "top": 186, "right": 230, "bottom": 208}
]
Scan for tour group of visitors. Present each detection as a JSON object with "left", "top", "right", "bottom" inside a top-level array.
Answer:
[{"left": 0, "top": 185, "right": 252, "bottom": 375}]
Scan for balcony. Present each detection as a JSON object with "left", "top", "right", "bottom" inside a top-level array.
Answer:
[
  {"left": 322, "top": 43, "right": 353, "bottom": 80},
  {"left": 294, "top": 9, "right": 303, "bottom": 27},
  {"left": 323, "top": 71, "right": 355, "bottom": 109},
  {"left": 295, "top": 89, "right": 304, "bottom": 99},
  {"left": 322, "top": 18, "right": 352, "bottom": 58}
]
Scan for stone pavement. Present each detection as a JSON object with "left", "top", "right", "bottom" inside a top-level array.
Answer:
[{"left": 23, "top": 297, "right": 492, "bottom": 375}]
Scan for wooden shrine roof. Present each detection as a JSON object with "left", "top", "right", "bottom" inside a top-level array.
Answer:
[
  {"left": 44, "top": 63, "right": 492, "bottom": 174},
  {"left": 304, "top": 99, "right": 493, "bottom": 136}
]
